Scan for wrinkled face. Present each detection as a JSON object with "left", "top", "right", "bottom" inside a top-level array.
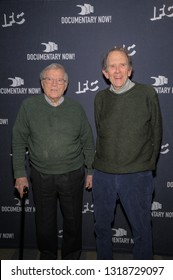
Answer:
[
  {"left": 41, "top": 68, "right": 68, "bottom": 103},
  {"left": 102, "top": 50, "right": 132, "bottom": 90}
]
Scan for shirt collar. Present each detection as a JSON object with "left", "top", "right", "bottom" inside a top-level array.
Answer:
[
  {"left": 44, "top": 95, "right": 64, "bottom": 107},
  {"left": 110, "top": 79, "right": 135, "bottom": 94}
]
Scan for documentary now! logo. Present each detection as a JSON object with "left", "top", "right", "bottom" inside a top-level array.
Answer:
[
  {"left": 151, "top": 201, "right": 173, "bottom": 218},
  {"left": 0, "top": 77, "right": 41, "bottom": 95},
  {"left": 151, "top": 75, "right": 173, "bottom": 94},
  {"left": 27, "top": 41, "right": 76, "bottom": 61},
  {"left": 60, "top": 3, "right": 112, "bottom": 24},
  {"left": 112, "top": 228, "right": 134, "bottom": 245},
  {"left": 1, "top": 196, "right": 35, "bottom": 213}
]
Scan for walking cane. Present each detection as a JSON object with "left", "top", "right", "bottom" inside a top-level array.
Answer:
[{"left": 19, "top": 187, "right": 28, "bottom": 260}]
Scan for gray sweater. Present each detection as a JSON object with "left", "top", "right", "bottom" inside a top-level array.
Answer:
[
  {"left": 12, "top": 95, "right": 95, "bottom": 178},
  {"left": 93, "top": 83, "right": 162, "bottom": 173}
]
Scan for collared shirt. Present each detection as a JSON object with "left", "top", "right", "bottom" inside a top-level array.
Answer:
[
  {"left": 44, "top": 94, "right": 64, "bottom": 107},
  {"left": 110, "top": 79, "right": 135, "bottom": 94}
]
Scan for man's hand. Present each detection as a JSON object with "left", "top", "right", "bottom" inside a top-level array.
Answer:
[
  {"left": 15, "top": 177, "right": 29, "bottom": 198},
  {"left": 85, "top": 175, "right": 93, "bottom": 190}
]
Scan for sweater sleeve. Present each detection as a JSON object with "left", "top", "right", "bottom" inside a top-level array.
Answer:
[
  {"left": 150, "top": 88, "right": 162, "bottom": 163},
  {"left": 79, "top": 109, "right": 95, "bottom": 175},
  {"left": 12, "top": 102, "right": 30, "bottom": 178},
  {"left": 94, "top": 91, "right": 102, "bottom": 134}
]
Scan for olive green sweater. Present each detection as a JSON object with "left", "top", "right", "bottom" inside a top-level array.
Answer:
[
  {"left": 12, "top": 95, "right": 95, "bottom": 178},
  {"left": 93, "top": 83, "right": 162, "bottom": 173}
]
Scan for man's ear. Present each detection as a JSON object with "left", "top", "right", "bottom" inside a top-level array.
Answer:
[
  {"left": 102, "top": 69, "right": 109, "bottom": 80},
  {"left": 128, "top": 68, "right": 132, "bottom": 77},
  {"left": 64, "top": 82, "right": 68, "bottom": 91},
  {"left": 40, "top": 80, "right": 44, "bottom": 90}
]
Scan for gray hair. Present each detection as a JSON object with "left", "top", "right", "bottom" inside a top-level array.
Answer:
[
  {"left": 40, "top": 63, "right": 68, "bottom": 83},
  {"left": 102, "top": 47, "right": 132, "bottom": 71}
]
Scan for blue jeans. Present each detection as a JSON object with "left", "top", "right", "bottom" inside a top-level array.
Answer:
[{"left": 92, "top": 169, "right": 154, "bottom": 260}]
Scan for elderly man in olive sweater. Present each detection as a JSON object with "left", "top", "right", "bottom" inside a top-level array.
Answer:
[
  {"left": 12, "top": 63, "right": 95, "bottom": 260},
  {"left": 92, "top": 47, "right": 162, "bottom": 260}
]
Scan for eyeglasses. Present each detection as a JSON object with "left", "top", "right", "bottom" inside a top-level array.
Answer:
[{"left": 42, "top": 77, "right": 67, "bottom": 85}]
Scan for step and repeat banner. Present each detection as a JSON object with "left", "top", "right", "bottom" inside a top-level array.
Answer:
[{"left": 0, "top": 0, "right": 173, "bottom": 257}]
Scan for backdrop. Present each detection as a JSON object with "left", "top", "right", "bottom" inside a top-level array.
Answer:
[{"left": 0, "top": 0, "right": 173, "bottom": 256}]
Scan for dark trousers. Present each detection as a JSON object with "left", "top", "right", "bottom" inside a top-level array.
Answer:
[
  {"left": 92, "top": 169, "right": 154, "bottom": 260},
  {"left": 30, "top": 166, "right": 85, "bottom": 260}
]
